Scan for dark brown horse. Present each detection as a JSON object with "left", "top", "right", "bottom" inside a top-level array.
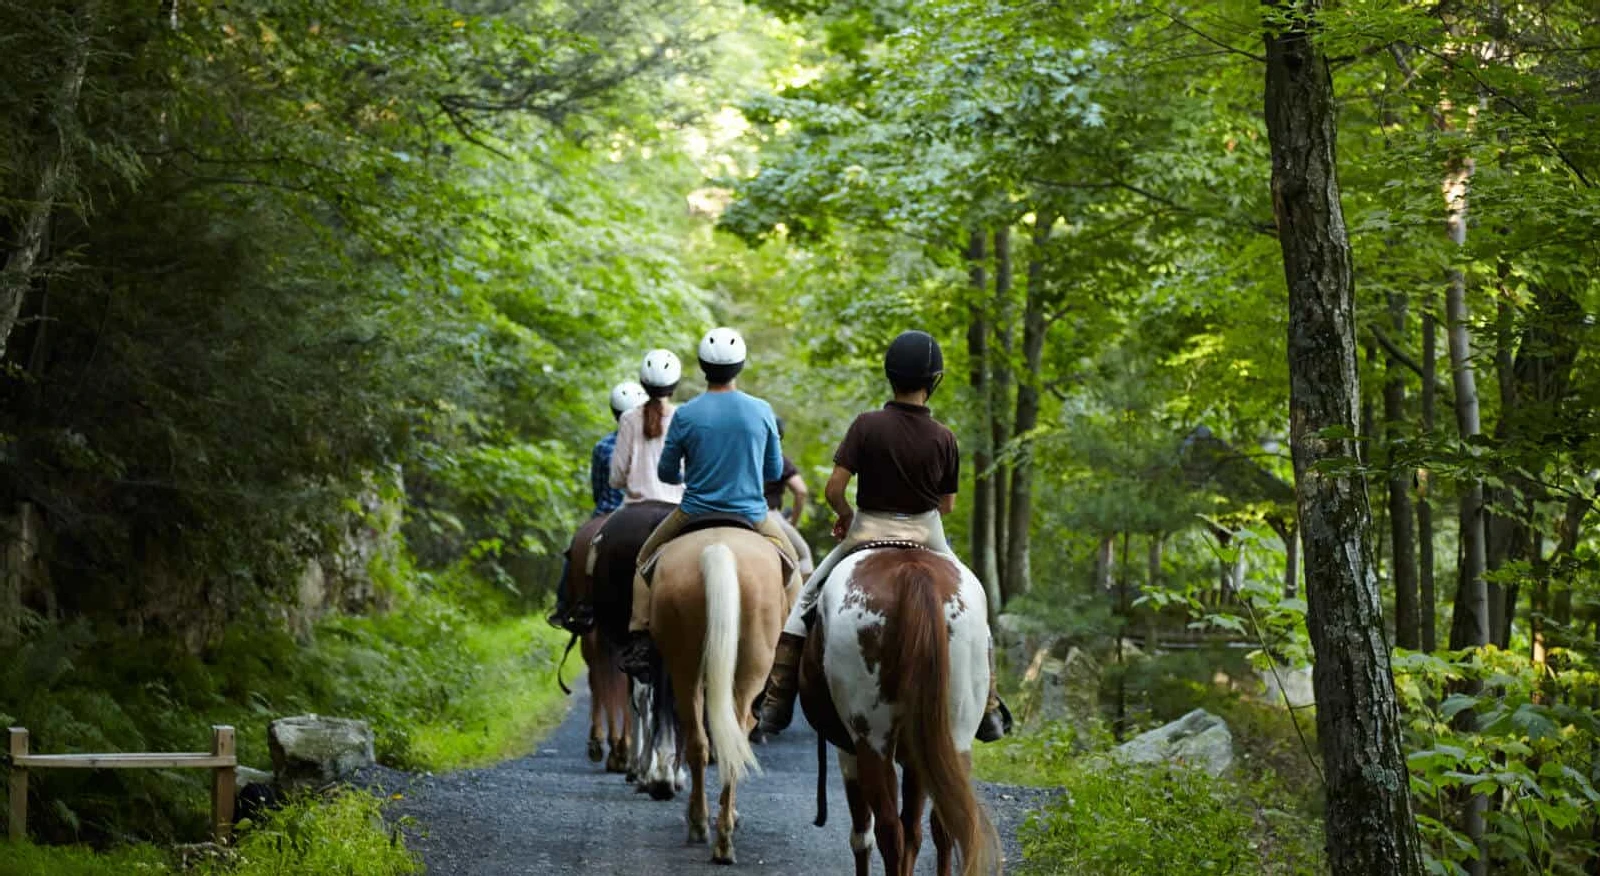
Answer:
[
  {"left": 588, "top": 500, "right": 681, "bottom": 792},
  {"left": 800, "top": 548, "right": 1000, "bottom": 876}
]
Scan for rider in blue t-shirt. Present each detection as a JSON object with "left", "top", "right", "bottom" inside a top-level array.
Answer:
[
  {"left": 547, "top": 381, "right": 648, "bottom": 632},
  {"left": 619, "top": 327, "right": 802, "bottom": 675}
]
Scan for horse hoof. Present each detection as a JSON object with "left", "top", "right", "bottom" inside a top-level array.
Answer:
[
  {"left": 587, "top": 740, "right": 604, "bottom": 763},
  {"left": 634, "top": 781, "right": 651, "bottom": 794},
  {"left": 648, "top": 781, "right": 676, "bottom": 801},
  {"left": 625, "top": 771, "right": 639, "bottom": 783},
  {"left": 712, "top": 845, "right": 736, "bottom": 866},
  {"left": 605, "top": 755, "right": 628, "bottom": 774},
  {"left": 748, "top": 728, "right": 768, "bottom": 745}
]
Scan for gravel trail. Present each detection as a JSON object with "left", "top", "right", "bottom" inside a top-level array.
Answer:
[{"left": 360, "top": 683, "right": 1052, "bottom": 875}]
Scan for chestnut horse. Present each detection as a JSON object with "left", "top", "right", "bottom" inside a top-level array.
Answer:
[
  {"left": 799, "top": 548, "right": 1000, "bottom": 876},
  {"left": 648, "top": 525, "right": 788, "bottom": 864},
  {"left": 564, "top": 513, "right": 630, "bottom": 773}
]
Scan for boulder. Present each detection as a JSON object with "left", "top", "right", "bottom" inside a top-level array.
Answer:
[
  {"left": 1113, "top": 708, "right": 1233, "bottom": 777},
  {"left": 1259, "top": 665, "right": 1315, "bottom": 708},
  {"left": 235, "top": 765, "right": 274, "bottom": 787},
  {"left": 268, "top": 715, "right": 375, "bottom": 788},
  {"left": 1028, "top": 646, "right": 1101, "bottom": 731}
]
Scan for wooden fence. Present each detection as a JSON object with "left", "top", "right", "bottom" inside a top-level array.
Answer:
[{"left": 6, "top": 725, "right": 236, "bottom": 844}]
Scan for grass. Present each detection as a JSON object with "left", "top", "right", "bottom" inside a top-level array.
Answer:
[
  {"left": 975, "top": 653, "right": 1328, "bottom": 876},
  {"left": 0, "top": 791, "right": 420, "bottom": 876},
  {"left": 405, "top": 614, "right": 572, "bottom": 769}
]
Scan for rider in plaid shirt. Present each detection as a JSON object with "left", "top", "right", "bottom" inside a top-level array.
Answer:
[{"left": 591, "top": 432, "right": 624, "bottom": 516}]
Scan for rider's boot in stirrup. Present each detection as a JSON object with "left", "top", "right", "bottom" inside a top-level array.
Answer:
[
  {"left": 756, "top": 632, "right": 805, "bottom": 734},
  {"left": 976, "top": 678, "right": 1014, "bottom": 742},
  {"left": 619, "top": 631, "right": 655, "bottom": 679}
]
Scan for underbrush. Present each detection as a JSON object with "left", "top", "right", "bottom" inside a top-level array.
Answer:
[
  {"left": 0, "top": 790, "right": 419, "bottom": 876},
  {"left": 0, "top": 565, "right": 570, "bottom": 845},
  {"left": 977, "top": 647, "right": 1327, "bottom": 875}
]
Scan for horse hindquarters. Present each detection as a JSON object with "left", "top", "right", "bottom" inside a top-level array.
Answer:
[{"left": 889, "top": 566, "right": 998, "bottom": 876}]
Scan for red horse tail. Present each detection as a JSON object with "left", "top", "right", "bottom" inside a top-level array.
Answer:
[{"left": 887, "top": 556, "right": 1000, "bottom": 876}]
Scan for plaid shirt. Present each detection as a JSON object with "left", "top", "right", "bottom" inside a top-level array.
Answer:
[{"left": 591, "top": 431, "right": 624, "bottom": 516}]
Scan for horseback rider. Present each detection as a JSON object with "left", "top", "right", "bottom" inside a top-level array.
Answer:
[
  {"left": 765, "top": 417, "right": 815, "bottom": 578},
  {"left": 619, "top": 327, "right": 803, "bottom": 676},
  {"left": 548, "top": 380, "right": 650, "bottom": 631},
  {"left": 609, "top": 349, "right": 688, "bottom": 508},
  {"left": 756, "top": 329, "right": 1011, "bottom": 742}
]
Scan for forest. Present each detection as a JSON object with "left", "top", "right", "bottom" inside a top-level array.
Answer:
[{"left": 1, "top": 0, "right": 1598, "bottom": 874}]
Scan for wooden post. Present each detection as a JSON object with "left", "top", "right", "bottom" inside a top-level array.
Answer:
[
  {"left": 7, "top": 728, "right": 26, "bottom": 842},
  {"left": 209, "top": 726, "right": 235, "bottom": 845}
]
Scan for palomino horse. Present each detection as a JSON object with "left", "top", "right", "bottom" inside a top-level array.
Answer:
[
  {"left": 800, "top": 548, "right": 1000, "bottom": 876},
  {"left": 563, "top": 513, "right": 630, "bottom": 773},
  {"left": 588, "top": 500, "right": 682, "bottom": 794},
  {"left": 648, "top": 525, "right": 787, "bottom": 864}
]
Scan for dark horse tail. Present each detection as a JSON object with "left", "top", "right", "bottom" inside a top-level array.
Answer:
[{"left": 888, "top": 556, "right": 1000, "bottom": 876}]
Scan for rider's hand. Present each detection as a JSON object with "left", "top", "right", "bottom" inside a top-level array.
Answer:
[{"left": 831, "top": 511, "right": 853, "bottom": 541}]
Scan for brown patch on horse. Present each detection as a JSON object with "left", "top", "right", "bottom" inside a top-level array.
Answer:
[{"left": 848, "top": 550, "right": 960, "bottom": 701}]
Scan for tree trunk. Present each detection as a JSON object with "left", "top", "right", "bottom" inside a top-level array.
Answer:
[
  {"left": 1263, "top": 6, "right": 1426, "bottom": 874},
  {"left": 0, "top": 1, "right": 96, "bottom": 360},
  {"left": 1443, "top": 152, "right": 1488, "bottom": 653},
  {"left": 1284, "top": 524, "right": 1300, "bottom": 598},
  {"left": 1004, "top": 217, "right": 1050, "bottom": 603},
  {"left": 1385, "top": 293, "right": 1420, "bottom": 650},
  {"left": 1094, "top": 534, "right": 1115, "bottom": 595},
  {"left": 991, "top": 225, "right": 1014, "bottom": 587},
  {"left": 966, "top": 230, "right": 1001, "bottom": 624},
  {"left": 1419, "top": 310, "right": 1438, "bottom": 653}
]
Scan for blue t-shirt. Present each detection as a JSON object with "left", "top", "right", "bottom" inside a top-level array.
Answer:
[{"left": 658, "top": 391, "right": 782, "bottom": 523}]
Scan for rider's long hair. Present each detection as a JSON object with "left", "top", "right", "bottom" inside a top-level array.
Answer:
[
  {"left": 886, "top": 556, "right": 1001, "bottom": 876},
  {"left": 643, "top": 398, "right": 666, "bottom": 440}
]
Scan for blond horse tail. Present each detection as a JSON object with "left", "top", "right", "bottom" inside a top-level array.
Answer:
[
  {"left": 702, "top": 542, "right": 759, "bottom": 785},
  {"left": 891, "top": 559, "right": 1000, "bottom": 876}
]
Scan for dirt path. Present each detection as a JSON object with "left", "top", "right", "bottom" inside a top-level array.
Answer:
[{"left": 361, "top": 684, "right": 1052, "bottom": 874}]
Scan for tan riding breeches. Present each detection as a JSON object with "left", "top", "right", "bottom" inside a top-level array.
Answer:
[
  {"left": 628, "top": 510, "right": 801, "bottom": 633},
  {"left": 772, "top": 512, "right": 815, "bottom": 577},
  {"left": 782, "top": 509, "right": 951, "bottom": 637}
]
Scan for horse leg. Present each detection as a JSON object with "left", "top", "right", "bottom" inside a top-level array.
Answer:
[
  {"left": 900, "top": 758, "right": 927, "bottom": 876},
  {"left": 627, "top": 678, "right": 650, "bottom": 785},
  {"left": 839, "top": 752, "right": 874, "bottom": 876},
  {"left": 931, "top": 808, "right": 954, "bottom": 876},
  {"left": 859, "top": 745, "right": 904, "bottom": 876},
  {"left": 583, "top": 634, "right": 605, "bottom": 763},
  {"left": 606, "top": 660, "right": 630, "bottom": 774},
  {"left": 713, "top": 770, "right": 738, "bottom": 865},
  {"left": 673, "top": 665, "right": 709, "bottom": 845}
]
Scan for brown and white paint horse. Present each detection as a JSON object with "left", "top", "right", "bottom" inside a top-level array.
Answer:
[
  {"left": 648, "top": 526, "right": 788, "bottom": 864},
  {"left": 800, "top": 548, "right": 1000, "bottom": 876},
  {"left": 564, "top": 514, "right": 632, "bottom": 773}
]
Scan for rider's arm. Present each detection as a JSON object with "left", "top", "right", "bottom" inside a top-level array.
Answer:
[
  {"left": 784, "top": 474, "right": 809, "bottom": 525},
  {"left": 823, "top": 466, "right": 853, "bottom": 522},
  {"left": 938, "top": 493, "right": 956, "bottom": 515},
  {"left": 761, "top": 410, "right": 783, "bottom": 483},
  {"left": 609, "top": 415, "right": 633, "bottom": 490},
  {"left": 657, "top": 412, "right": 686, "bottom": 485},
  {"left": 590, "top": 441, "right": 610, "bottom": 507}
]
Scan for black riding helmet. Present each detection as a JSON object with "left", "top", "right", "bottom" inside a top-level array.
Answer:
[{"left": 884, "top": 330, "right": 944, "bottom": 397}]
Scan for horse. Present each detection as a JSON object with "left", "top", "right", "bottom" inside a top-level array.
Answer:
[
  {"left": 562, "top": 513, "right": 631, "bottom": 773},
  {"left": 588, "top": 499, "right": 683, "bottom": 795},
  {"left": 799, "top": 548, "right": 1001, "bottom": 876},
  {"left": 648, "top": 524, "right": 788, "bottom": 864}
]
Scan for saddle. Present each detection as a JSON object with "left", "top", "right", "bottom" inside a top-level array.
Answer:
[
  {"left": 638, "top": 513, "right": 796, "bottom": 586},
  {"left": 841, "top": 538, "right": 929, "bottom": 559}
]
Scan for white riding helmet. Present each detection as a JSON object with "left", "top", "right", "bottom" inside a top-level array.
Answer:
[
  {"left": 638, "top": 349, "right": 682, "bottom": 395},
  {"left": 697, "top": 327, "right": 747, "bottom": 366},
  {"left": 609, "top": 380, "right": 649, "bottom": 415}
]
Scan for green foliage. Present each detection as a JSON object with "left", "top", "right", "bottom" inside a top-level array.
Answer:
[
  {"left": 0, "top": 791, "right": 419, "bottom": 876},
  {"left": 1394, "top": 648, "right": 1600, "bottom": 875},
  {"left": 0, "top": 576, "right": 570, "bottom": 844},
  {"left": 1017, "top": 760, "right": 1321, "bottom": 876},
  {"left": 220, "top": 791, "right": 420, "bottom": 876}
]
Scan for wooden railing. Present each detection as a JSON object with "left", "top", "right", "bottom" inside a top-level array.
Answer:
[{"left": 6, "top": 725, "right": 237, "bottom": 844}]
